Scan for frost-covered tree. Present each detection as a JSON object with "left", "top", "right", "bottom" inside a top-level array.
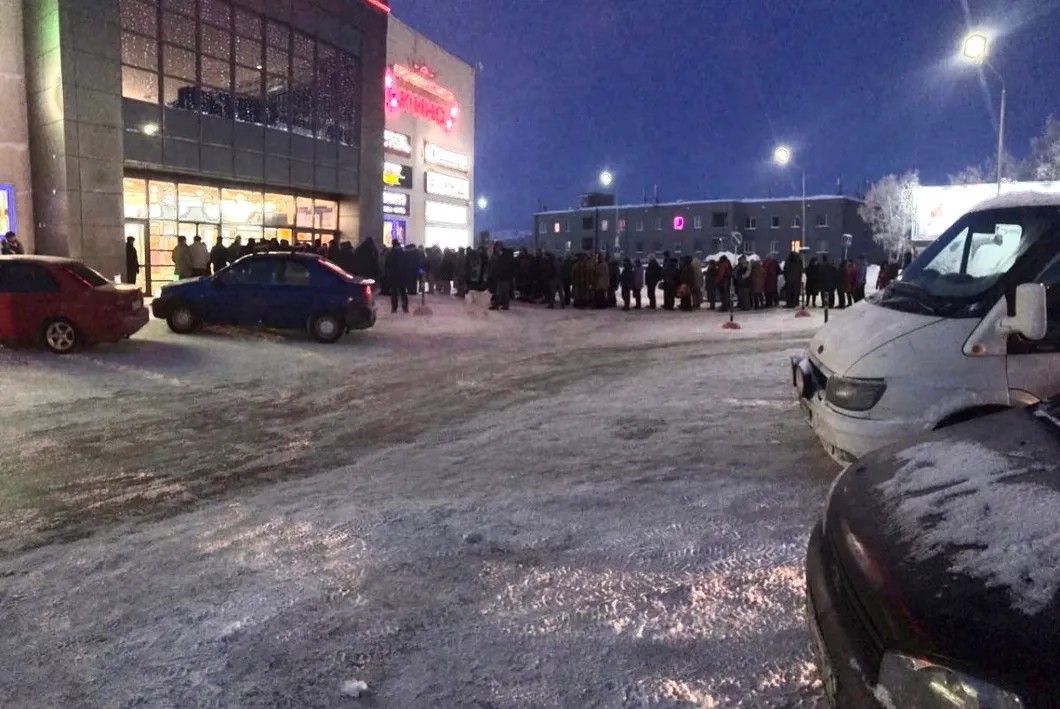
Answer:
[
  {"left": 858, "top": 171, "right": 919, "bottom": 256},
  {"left": 948, "top": 150, "right": 1020, "bottom": 185},
  {"left": 1025, "top": 115, "right": 1060, "bottom": 181}
]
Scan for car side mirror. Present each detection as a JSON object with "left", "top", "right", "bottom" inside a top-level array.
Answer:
[{"left": 1000, "top": 283, "right": 1048, "bottom": 341}]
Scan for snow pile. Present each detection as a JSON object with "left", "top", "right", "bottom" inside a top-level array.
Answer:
[
  {"left": 877, "top": 440, "right": 1060, "bottom": 615},
  {"left": 339, "top": 679, "right": 368, "bottom": 698}
]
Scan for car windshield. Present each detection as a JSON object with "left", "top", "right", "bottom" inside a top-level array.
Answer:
[
  {"left": 64, "top": 262, "right": 110, "bottom": 287},
  {"left": 875, "top": 206, "right": 1060, "bottom": 317}
]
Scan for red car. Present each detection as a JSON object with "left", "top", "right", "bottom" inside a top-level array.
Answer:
[{"left": 0, "top": 256, "right": 149, "bottom": 353}]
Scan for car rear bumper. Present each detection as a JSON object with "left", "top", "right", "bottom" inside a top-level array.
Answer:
[
  {"left": 95, "top": 307, "right": 150, "bottom": 342},
  {"left": 346, "top": 304, "right": 376, "bottom": 331},
  {"left": 806, "top": 522, "right": 883, "bottom": 709}
]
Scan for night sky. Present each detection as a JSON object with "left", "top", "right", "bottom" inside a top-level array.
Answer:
[{"left": 389, "top": 0, "right": 1060, "bottom": 232}]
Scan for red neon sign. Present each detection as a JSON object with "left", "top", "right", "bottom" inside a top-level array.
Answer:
[
  {"left": 363, "top": 0, "right": 390, "bottom": 13},
  {"left": 385, "top": 66, "right": 458, "bottom": 132}
]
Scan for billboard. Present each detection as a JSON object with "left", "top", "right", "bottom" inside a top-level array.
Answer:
[{"left": 913, "top": 181, "right": 1060, "bottom": 243}]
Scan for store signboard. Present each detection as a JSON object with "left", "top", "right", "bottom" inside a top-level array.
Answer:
[
  {"left": 384, "top": 129, "right": 413, "bottom": 157},
  {"left": 425, "top": 225, "right": 471, "bottom": 250},
  {"left": 424, "top": 143, "right": 470, "bottom": 173},
  {"left": 425, "top": 171, "right": 470, "bottom": 201},
  {"left": 383, "top": 161, "right": 413, "bottom": 189},
  {"left": 382, "top": 190, "right": 409, "bottom": 216},
  {"left": 425, "top": 200, "right": 469, "bottom": 226}
]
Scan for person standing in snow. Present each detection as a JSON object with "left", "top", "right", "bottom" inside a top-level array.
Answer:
[
  {"left": 172, "top": 236, "right": 192, "bottom": 280},
  {"left": 783, "top": 252, "right": 803, "bottom": 308},
  {"left": 854, "top": 255, "right": 868, "bottom": 302},
  {"left": 125, "top": 236, "right": 139, "bottom": 285},
  {"left": 189, "top": 235, "right": 210, "bottom": 277},
  {"left": 385, "top": 243, "right": 409, "bottom": 313},
  {"left": 620, "top": 257, "right": 635, "bottom": 311},
  {"left": 631, "top": 257, "right": 644, "bottom": 309},
  {"left": 661, "top": 252, "right": 678, "bottom": 310},
  {"left": 716, "top": 255, "right": 733, "bottom": 311},
  {"left": 645, "top": 254, "right": 663, "bottom": 309},
  {"left": 210, "top": 235, "right": 229, "bottom": 274},
  {"left": 763, "top": 253, "right": 780, "bottom": 307}
]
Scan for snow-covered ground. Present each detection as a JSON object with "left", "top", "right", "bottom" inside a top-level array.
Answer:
[{"left": 0, "top": 299, "right": 847, "bottom": 707}]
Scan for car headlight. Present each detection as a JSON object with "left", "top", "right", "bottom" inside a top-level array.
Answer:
[
  {"left": 825, "top": 375, "right": 886, "bottom": 411},
  {"left": 877, "top": 652, "right": 1023, "bottom": 708}
]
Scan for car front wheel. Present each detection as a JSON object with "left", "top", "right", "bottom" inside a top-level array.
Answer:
[
  {"left": 43, "top": 319, "right": 79, "bottom": 354},
  {"left": 309, "top": 313, "right": 344, "bottom": 343},
  {"left": 166, "top": 304, "right": 201, "bottom": 334}
]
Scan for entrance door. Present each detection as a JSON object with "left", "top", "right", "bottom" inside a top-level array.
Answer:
[{"left": 124, "top": 221, "right": 148, "bottom": 292}]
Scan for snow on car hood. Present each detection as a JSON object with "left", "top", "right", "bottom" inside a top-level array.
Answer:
[
  {"left": 809, "top": 301, "right": 942, "bottom": 375},
  {"left": 877, "top": 437, "right": 1060, "bottom": 616}
]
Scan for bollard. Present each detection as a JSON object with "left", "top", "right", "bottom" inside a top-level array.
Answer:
[{"left": 722, "top": 284, "right": 742, "bottom": 329}]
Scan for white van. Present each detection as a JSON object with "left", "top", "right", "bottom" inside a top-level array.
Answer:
[{"left": 792, "top": 191, "right": 1060, "bottom": 464}]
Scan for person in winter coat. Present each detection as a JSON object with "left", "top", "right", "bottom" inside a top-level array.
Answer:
[
  {"left": 607, "top": 257, "right": 620, "bottom": 308},
  {"left": 838, "top": 259, "right": 855, "bottom": 308},
  {"left": 804, "top": 257, "right": 820, "bottom": 307},
  {"left": 593, "top": 253, "right": 610, "bottom": 309},
  {"left": 716, "top": 255, "right": 733, "bottom": 311},
  {"left": 733, "top": 256, "right": 752, "bottom": 310},
  {"left": 763, "top": 254, "right": 780, "bottom": 307},
  {"left": 188, "top": 236, "right": 210, "bottom": 277},
  {"left": 210, "top": 235, "right": 229, "bottom": 274},
  {"left": 172, "top": 236, "right": 192, "bottom": 280},
  {"left": 540, "top": 252, "right": 563, "bottom": 309},
  {"left": 750, "top": 259, "right": 766, "bottom": 309},
  {"left": 2, "top": 231, "right": 24, "bottom": 255},
  {"left": 818, "top": 255, "right": 838, "bottom": 308},
  {"left": 855, "top": 255, "right": 868, "bottom": 302},
  {"left": 661, "top": 253, "right": 679, "bottom": 310},
  {"left": 241, "top": 238, "right": 256, "bottom": 258},
  {"left": 645, "top": 255, "right": 663, "bottom": 309},
  {"left": 620, "top": 258, "right": 636, "bottom": 311},
  {"left": 677, "top": 256, "right": 696, "bottom": 311},
  {"left": 691, "top": 257, "right": 704, "bottom": 309},
  {"left": 703, "top": 260, "right": 718, "bottom": 309},
  {"left": 453, "top": 247, "right": 467, "bottom": 297},
  {"left": 632, "top": 258, "right": 644, "bottom": 309},
  {"left": 350, "top": 238, "right": 381, "bottom": 280},
  {"left": 559, "top": 254, "right": 575, "bottom": 306},
  {"left": 385, "top": 245, "right": 409, "bottom": 313},
  {"left": 783, "top": 252, "right": 803, "bottom": 307},
  {"left": 125, "top": 236, "right": 139, "bottom": 285}
]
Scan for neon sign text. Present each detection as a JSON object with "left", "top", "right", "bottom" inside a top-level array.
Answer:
[{"left": 385, "top": 65, "right": 459, "bottom": 132}]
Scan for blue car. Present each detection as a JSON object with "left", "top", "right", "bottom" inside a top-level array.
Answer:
[{"left": 151, "top": 252, "right": 376, "bottom": 343}]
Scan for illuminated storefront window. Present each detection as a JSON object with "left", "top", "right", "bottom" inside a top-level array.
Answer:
[
  {"left": 122, "top": 177, "right": 342, "bottom": 295},
  {"left": 120, "top": 0, "right": 361, "bottom": 146}
]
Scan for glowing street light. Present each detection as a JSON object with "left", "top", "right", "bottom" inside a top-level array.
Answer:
[
  {"left": 773, "top": 145, "right": 792, "bottom": 167},
  {"left": 476, "top": 196, "right": 488, "bottom": 210},
  {"left": 599, "top": 170, "right": 614, "bottom": 189},
  {"left": 962, "top": 32, "right": 988, "bottom": 61},
  {"left": 772, "top": 145, "right": 805, "bottom": 247},
  {"left": 960, "top": 31, "right": 1005, "bottom": 195}
]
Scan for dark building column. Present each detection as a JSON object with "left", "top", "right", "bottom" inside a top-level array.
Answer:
[
  {"left": 24, "top": 0, "right": 125, "bottom": 278},
  {"left": 352, "top": 4, "right": 387, "bottom": 246}
]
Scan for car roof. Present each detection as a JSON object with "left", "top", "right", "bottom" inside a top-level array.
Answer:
[
  {"left": 968, "top": 190, "right": 1060, "bottom": 213},
  {"left": 0, "top": 255, "right": 79, "bottom": 265}
]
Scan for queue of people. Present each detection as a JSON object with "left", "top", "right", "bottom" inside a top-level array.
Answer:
[{"left": 147, "top": 231, "right": 902, "bottom": 319}]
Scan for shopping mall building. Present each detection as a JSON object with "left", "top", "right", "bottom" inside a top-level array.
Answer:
[
  {"left": 381, "top": 16, "right": 475, "bottom": 251},
  {"left": 0, "top": 0, "right": 475, "bottom": 295}
]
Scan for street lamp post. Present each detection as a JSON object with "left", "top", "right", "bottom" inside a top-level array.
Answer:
[
  {"left": 599, "top": 170, "right": 619, "bottom": 254},
  {"left": 962, "top": 32, "right": 1006, "bottom": 196},
  {"left": 773, "top": 145, "right": 806, "bottom": 249}
]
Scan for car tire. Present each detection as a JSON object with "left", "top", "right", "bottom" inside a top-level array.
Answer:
[
  {"left": 166, "top": 304, "right": 201, "bottom": 334},
  {"left": 42, "top": 319, "right": 79, "bottom": 354},
  {"left": 309, "top": 313, "right": 344, "bottom": 344}
]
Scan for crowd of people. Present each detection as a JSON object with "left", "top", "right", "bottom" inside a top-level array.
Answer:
[{"left": 135, "top": 232, "right": 905, "bottom": 318}]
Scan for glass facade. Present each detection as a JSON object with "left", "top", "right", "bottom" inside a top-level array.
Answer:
[
  {"left": 120, "top": 0, "right": 361, "bottom": 145},
  {"left": 123, "top": 177, "right": 338, "bottom": 295}
]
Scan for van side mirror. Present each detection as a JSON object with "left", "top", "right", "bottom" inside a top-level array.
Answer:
[{"left": 1000, "top": 283, "right": 1048, "bottom": 341}]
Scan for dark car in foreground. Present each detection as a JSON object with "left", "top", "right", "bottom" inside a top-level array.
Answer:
[
  {"left": 151, "top": 252, "right": 375, "bottom": 343},
  {"left": 807, "top": 401, "right": 1060, "bottom": 708},
  {"left": 0, "top": 255, "right": 148, "bottom": 353}
]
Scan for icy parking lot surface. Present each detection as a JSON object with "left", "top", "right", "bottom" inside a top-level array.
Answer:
[{"left": 0, "top": 300, "right": 843, "bottom": 707}]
